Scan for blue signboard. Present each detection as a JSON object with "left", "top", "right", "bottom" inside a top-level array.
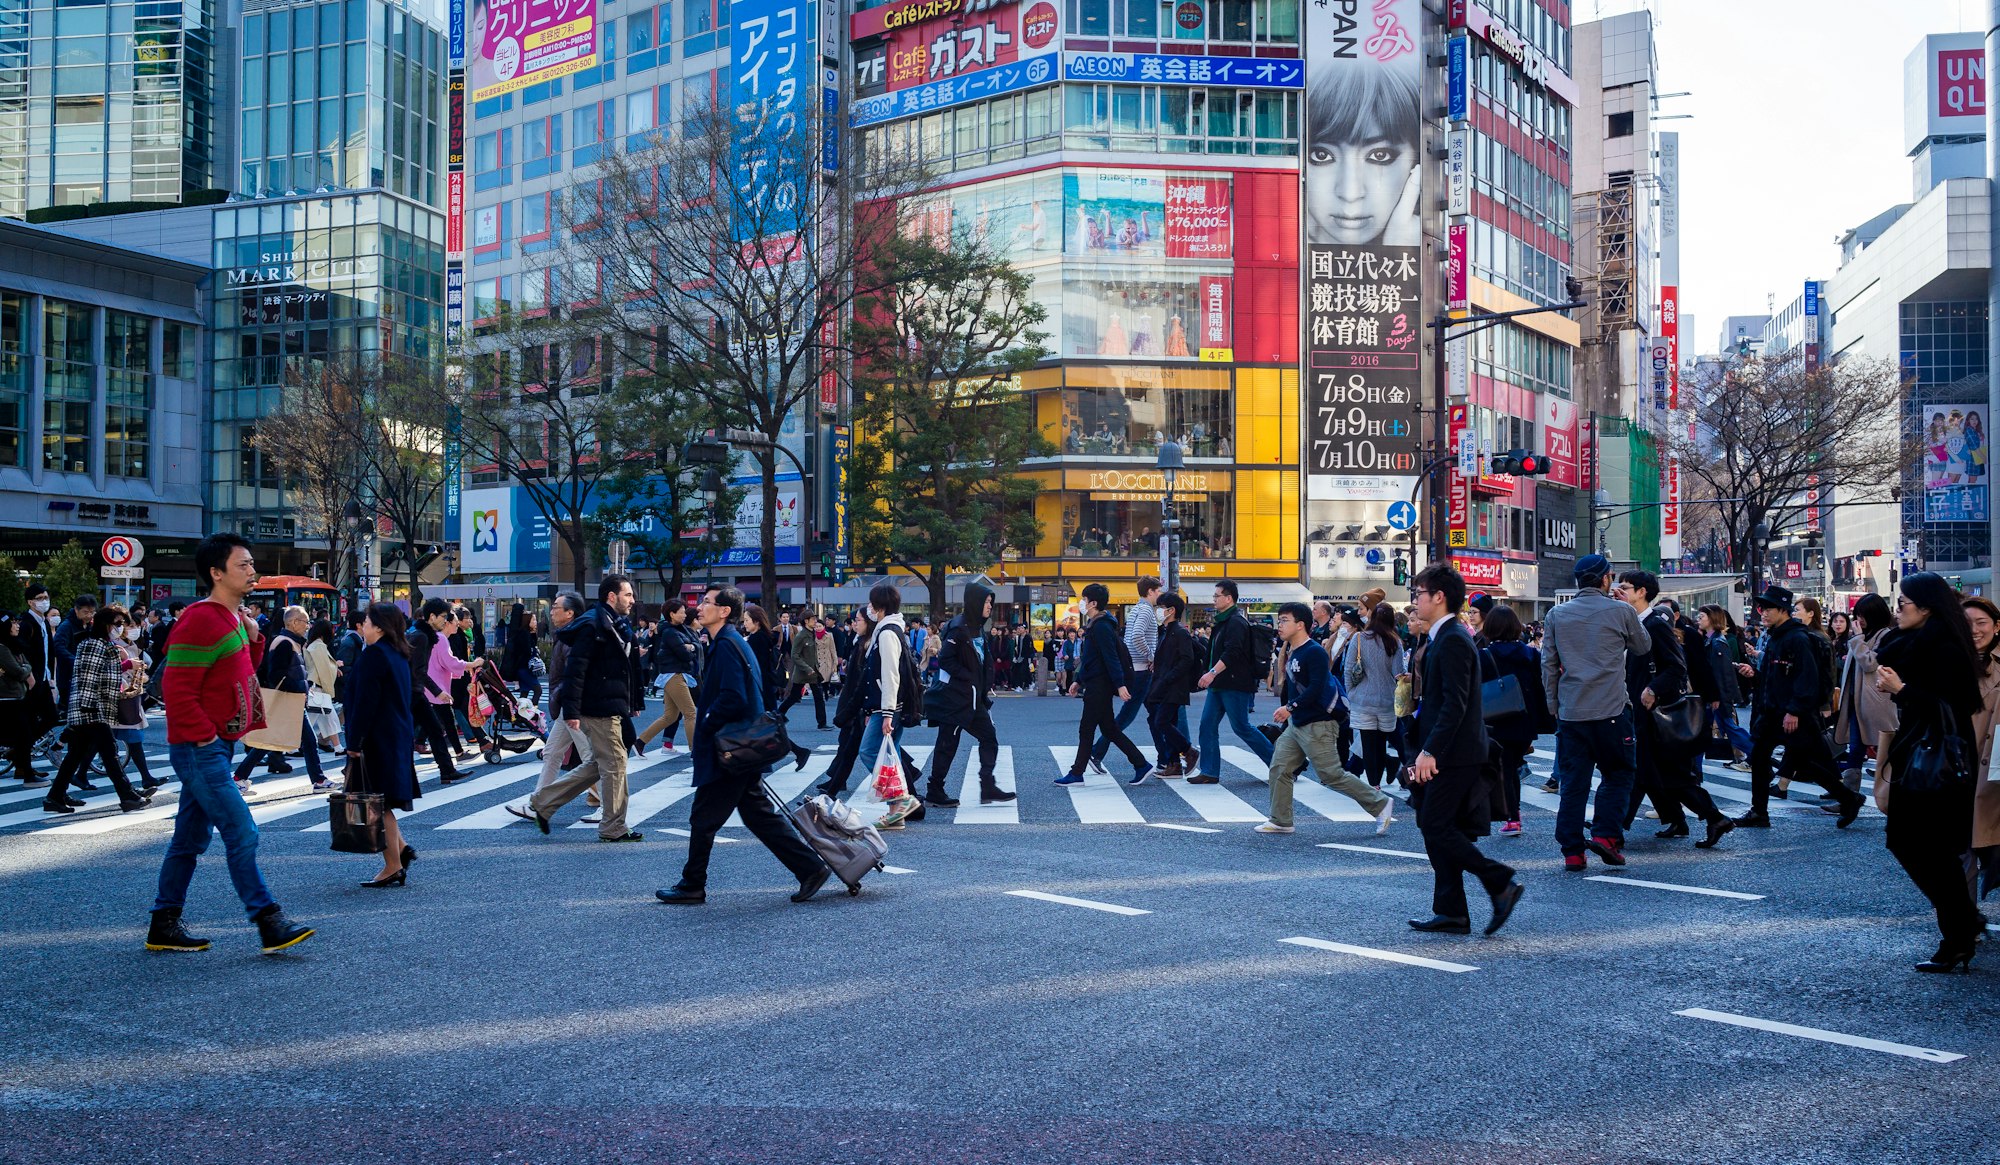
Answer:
[
  {"left": 1803, "top": 280, "right": 1820, "bottom": 317},
  {"left": 822, "top": 81, "right": 840, "bottom": 172},
  {"left": 449, "top": 0, "right": 466, "bottom": 68},
  {"left": 445, "top": 263, "right": 464, "bottom": 351},
  {"left": 729, "top": 0, "right": 813, "bottom": 237},
  {"left": 1447, "top": 36, "right": 1468, "bottom": 122},
  {"left": 1060, "top": 52, "right": 1304, "bottom": 89},
  {"left": 1927, "top": 485, "right": 1988, "bottom": 523},
  {"left": 851, "top": 52, "right": 1058, "bottom": 128}
]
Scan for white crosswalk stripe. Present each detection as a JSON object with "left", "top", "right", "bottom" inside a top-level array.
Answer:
[
  {"left": 1047, "top": 747, "right": 1144, "bottom": 823},
  {"left": 954, "top": 746, "right": 1019, "bottom": 824},
  {"left": 1222, "top": 744, "right": 1380, "bottom": 822},
  {"left": 1161, "top": 746, "right": 1267, "bottom": 821}
]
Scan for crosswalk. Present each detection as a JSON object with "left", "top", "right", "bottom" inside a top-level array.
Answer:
[{"left": 0, "top": 736, "right": 1877, "bottom": 838}]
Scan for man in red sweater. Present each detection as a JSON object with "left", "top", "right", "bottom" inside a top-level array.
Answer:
[{"left": 146, "top": 533, "right": 315, "bottom": 955}]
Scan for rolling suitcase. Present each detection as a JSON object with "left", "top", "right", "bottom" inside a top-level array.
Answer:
[{"left": 769, "top": 781, "right": 887, "bottom": 896}]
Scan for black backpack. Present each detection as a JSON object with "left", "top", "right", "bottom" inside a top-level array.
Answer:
[
  {"left": 1246, "top": 620, "right": 1277, "bottom": 672},
  {"left": 870, "top": 625, "right": 925, "bottom": 722},
  {"left": 1806, "top": 628, "right": 1836, "bottom": 709}
]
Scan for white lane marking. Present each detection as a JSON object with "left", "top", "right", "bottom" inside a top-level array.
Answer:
[
  {"left": 1047, "top": 747, "right": 1144, "bottom": 823},
  {"left": 1227, "top": 744, "right": 1377, "bottom": 822},
  {"left": 653, "top": 826, "right": 740, "bottom": 843},
  {"left": 43, "top": 776, "right": 318, "bottom": 835},
  {"left": 558, "top": 754, "right": 686, "bottom": 829},
  {"left": 1280, "top": 936, "right": 1478, "bottom": 974},
  {"left": 953, "top": 745, "right": 1020, "bottom": 825},
  {"left": 1673, "top": 1008, "right": 1964, "bottom": 1063},
  {"left": 1147, "top": 822, "right": 1222, "bottom": 833},
  {"left": 882, "top": 865, "right": 915, "bottom": 874},
  {"left": 303, "top": 755, "right": 549, "bottom": 830},
  {"left": 1150, "top": 745, "right": 1265, "bottom": 821},
  {"left": 0, "top": 787, "right": 139, "bottom": 828},
  {"left": 1586, "top": 875, "right": 1765, "bottom": 901},
  {"left": 247, "top": 758, "right": 448, "bottom": 824},
  {"left": 1004, "top": 889, "right": 1151, "bottom": 916},
  {"left": 1318, "top": 842, "right": 1430, "bottom": 859}
]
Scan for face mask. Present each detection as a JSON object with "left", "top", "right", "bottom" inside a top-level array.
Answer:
[
  {"left": 126, "top": 627, "right": 143, "bottom": 642},
  {"left": 29, "top": 599, "right": 49, "bottom": 614}
]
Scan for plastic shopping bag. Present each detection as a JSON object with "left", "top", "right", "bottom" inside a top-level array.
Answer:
[{"left": 871, "top": 734, "right": 908, "bottom": 801}]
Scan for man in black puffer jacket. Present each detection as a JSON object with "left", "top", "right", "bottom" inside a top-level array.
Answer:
[{"left": 926, "top": 582, "right": 1018, "bottom": 808}]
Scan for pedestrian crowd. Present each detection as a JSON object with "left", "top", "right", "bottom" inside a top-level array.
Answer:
[{"left": 4, "top": 533, "right": 1995, "bottom": 972}]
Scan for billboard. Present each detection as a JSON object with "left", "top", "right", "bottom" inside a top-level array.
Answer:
[
  {"left": 459, "top": 486, "right": 554, "bottom": 573},
  {"left": 850, "top": 0, "right": 1058, "bottom": 125},
  {"left": 1063, "top": 169, "right": 1234, "bottom": 261},
  {"left": 1922, "top": 402, "right": 1990, "bottom": 522},
  {"left": 1062, "top": 52, "right": 1301, "bottom": 88},
  {"left": 1658, "top": 285, "right": 1679, "bottom": 410},
  {"left": 1906, "top": 34, "right": 1987, "bottom": 152},
  {"left": 1540, "top": 394, "right": 1579, "bottom": 487},
  {"left": 1302, "top": 0, "right": 1423, "bottom": 503},
  {"left": 731, "top": 0, "right": 814, "bottom": 239},
  {"left": 468, "top": 0, "right": 599, "bottom": 103}
]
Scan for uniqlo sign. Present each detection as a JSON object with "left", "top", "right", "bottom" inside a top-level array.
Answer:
[{"left": 1938, "top": 48, "right": 1986, "bottom": 118}]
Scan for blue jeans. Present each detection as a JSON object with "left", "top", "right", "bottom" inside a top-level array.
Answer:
[
  {"left": 1713, "top": 701, "right": 1753, "bottom": 758},
  {"left": 1198, "top": 687, "right": 1273, "bottom": 777},
  {"left": 154, "top": 738, "right": 276, "bottom": 918},
  {"left": 1553, "top": 713, "right": 1637, "bottom": 855},
  {"left": 1838, "top": 700, "right": 1869, "bottom": 773},
  {"left": 854, "top": 714, "right": 907, "bottom": 794},
  {"left": 1090, "top": 669, "right": 1152, "bottom": 763}
]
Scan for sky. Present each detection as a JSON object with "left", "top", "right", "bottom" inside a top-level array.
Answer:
[{"left": 1605, "top": 0, "right": 1988, "bottom": 353}]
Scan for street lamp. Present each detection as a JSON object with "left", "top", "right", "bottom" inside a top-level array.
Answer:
[
  {"left": 343, "top": 499, "right": 366, "bottom": 614},
  {"left": 1156, "top": 440, "right": 1183, "bottom": 596}
]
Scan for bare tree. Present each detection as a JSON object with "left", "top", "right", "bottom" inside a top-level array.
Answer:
[
  {"left": 353, "top": 353, "right": 455, "bottom": 600},
  {"left": 847, "top": 229, "right": 1053, "bottom": 614},
  {"left": 572, "top": 95, "right": 931, "bottom": 605},
  {"left": 1669, "top": 355, "right": 1905, "bottom": 572},
  {"left": 253, "top": 359, "right": 372, "bottom": 586}
]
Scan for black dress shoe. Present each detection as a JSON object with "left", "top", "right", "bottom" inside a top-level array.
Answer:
[
  {"left": 980, "top": 789, "right": 1018, "bottom": 805},
  {"left": 1836, "top": 793, "right": 1865, "bottom": 829},
  {"left": 40, "top": 800, "right": 75, "bottom": 815},
  {"left": 1733, "top": 811, "right": 1771, "bottom": 828},
  {"left": 925, "top": 790, "right": 961, "bottom": 808},
  {"left": 65, "top": 795, "right": 87, "bottom": 807},
  {"left": 1655, "top": 822, "right": 1690, "bottom": 839},
  {"left": 792, "top": 867, "right": 832, "bottom": 903},
  {"left": 1485, "top": 881, "right": 1525, "bottom": 936},
  {"left": 655, "top": 884, "right": 706, "bottom": 905},
  {"left": 1407, "top": 914, "right": 1472, "bottom": 934},
  {"left": 1696, "top": 817, "right": 1736, "bottom": 849}
]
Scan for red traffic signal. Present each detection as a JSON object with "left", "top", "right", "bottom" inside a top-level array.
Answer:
[{"left": 1490, "top": 448, "right": 1546, "bottom": 476}]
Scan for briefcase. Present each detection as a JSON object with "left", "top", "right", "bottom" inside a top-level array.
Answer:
[{"left": 326, "top": 752, "right": 386, "bottom": 854}]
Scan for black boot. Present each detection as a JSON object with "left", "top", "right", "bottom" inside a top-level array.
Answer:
[
  {"left": 145, "top": 908, "right": 210, "bottom": 952},
  {"left": 925, "top": 786, "right": 961, "bottom": 807},
  {"left": 253, "top": 905, "right": 314, "bottom": 955}
]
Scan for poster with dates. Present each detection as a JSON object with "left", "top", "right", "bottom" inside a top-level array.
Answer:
[{"left": 1304, "top": 244, "right": 1422, "bottom": 501}]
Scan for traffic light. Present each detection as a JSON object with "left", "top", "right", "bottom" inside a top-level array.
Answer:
[
  {"left": 1490, "top": 448, "right": 1546, "bottom": 476},
  {"left": 1392, "top": 554, "right": 1409, "bottom": 586}
]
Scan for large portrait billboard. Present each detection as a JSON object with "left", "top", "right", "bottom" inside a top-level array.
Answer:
[
  {"left": 1303, "top": 0, "right": 1423, "bottom": 502},
  {"left": 468, "top": 0, "right": 599, "bottom": 102},
  {"left": 1922, "top": 402, "right": 1990, "bottom": 523}
]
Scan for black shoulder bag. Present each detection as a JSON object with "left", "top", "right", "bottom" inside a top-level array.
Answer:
[{"left": 713, "top": 639, "right": 794, "bottom": 777}]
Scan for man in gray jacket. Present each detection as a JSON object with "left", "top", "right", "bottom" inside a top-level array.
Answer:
[{"left": 1540, "top": 554, "right": 1650, "bottom": 872}]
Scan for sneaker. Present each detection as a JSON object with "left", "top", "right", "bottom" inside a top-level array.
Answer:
[
  {"left": 144, "top": 909, "right": 210, "bottom": 953},
  {"left": 1643, "top": 809, "right": 1659, "bottom": 820},
  {"left": 311, "top": 780, "right": 336, "bottom": 792},
  {"left": 234, "top": 779, "right": 253, "bottom": 797},
  {"left": 1727, "top": 760, "right": 1752, "bottom": 772},
  {"left": 1541, "top": 777, "right": 1559, "bottom": 793},
  {"left": 581, "top": 814, "right": 600, "bottom": 824},
  {"left": 1254, "top": 820, "right": 1294, "bottom": 834},
  {"left": 1127, "top": 765, "right": 1153, "bottom": 787},
  {"left": 660, "top": 742, "right": 677, "bottom": 753},
  {"left": 1585, "top": 835, "right": 1627, "bottom": 866},
  {"left": 253, "top": 906, "right": 314, "bottom": 955},
  {"left": 598, "top": 831, "right": 645, "bottom": 842},
  {"left": 1054, "top": 773, "right": 1085, "bottom": 786},
  {"left": 503, "top": 803, "right": 552, "bottom": 834},
  {"left": 1498, "top": 819, "right": 1522, "bottom": 837},
  {"left": 1185, "top": 773, "right": 1219, "bottom": 785},
  {"left": 1087, "top": 756, "right": 1108, "bottom": 776},
  {"left": 980, "top": 789, "right": 1019, "bottom": 805},
  {"left": 1375, "top": 802, "right": 1397, "bottom": 836},
  {"left": 1563, "top": 854, "right": 1587, "bottom": 873}
]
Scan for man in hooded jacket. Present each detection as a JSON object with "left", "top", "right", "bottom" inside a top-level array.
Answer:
[{"left": 925, "top": 582, "right": 1019, "bottom": 807}]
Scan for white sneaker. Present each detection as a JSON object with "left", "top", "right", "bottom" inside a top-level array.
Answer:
[
  {"left": 661, "top": 742, "right": 676, "bottom": 753},
  {"left": 1374, "top": 802, "right": 1396, "bottom": 835},
  {"left": 1254, "top": 820, "right": 1294, "bottom": 834}
]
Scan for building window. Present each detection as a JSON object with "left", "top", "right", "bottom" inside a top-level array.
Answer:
[
  {"left": 1060, "top": 491, "right": 1233, "bottom": 560},
  {"left": 105, "top": 311, "right": 150, "bottom": 478},
  {"left": 0, "top": 293, "right": 24, "bottom": 468},
  {"left": 1059, "top": 386, "right": 1233, "bottom": 459},
  {"left": 42, "top": 299, "right": 93, "bottom": 475},
  {"left": 1607, "top": 111, "right": 1633, "bottom": 138}
]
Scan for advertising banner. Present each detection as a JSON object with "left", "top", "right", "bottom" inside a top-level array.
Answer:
[
  {"left": 1064, "top": 169, "right": 1234, "bottom": 262},
  {"left": 468, "top": 0, "right": 599, "bottom": 102},
  {"left": 1302, "top": 0, "right": 1423, "bottom": 503},
  {"left": 1658, "top": 285, "right": 1679, "bottom": 410},
  {"left": 460, "top": 485, "right": 553, "bottom": 573},
  {"left": 851, "top": 52, "right": 1056, "bottom": 126},
  {"left": 1165, "top": 176, "right": 1232, "bottom": 259},
  {"left": 448, "top": 71, "right": 466, "bottom": 169},
  {"left": 1446, "top": 128, "right": 1469, "bottom": 217},
  {"left": 446, "top": 263, "right": 465, "bottom": 351},
  {"left": 1062, "top": 52, "right": 1302, "bottom": 88},
  {"left": 450, "top": 0, "right": 467, "bottom": 67},
  {"left": 905, "top": 169, "right": 1062, "bottom": 258},
  {"left": 1540, "top": 394, "right": 1579, "bottom": 487},
  {"left": 871, "top": 0, "right": 1058, "bottom": 95},
  {"left": 1447, "top": 404, "right": 1469, "bottom": 547},
  {"left": 1446, "top": 34, "right": 1468, "bottom": 121},
  {"left": 447, "top": 171, "right": 465, "bottom": 256},
  {"left": 1909, "top": 35, "right": 1987, "bottom": 151},
  {"left": 1536, "top": 486, "right": 1579, "bottom": 596},
  {"left": 1447, "top": 222, "right": 1468, "bottom": 313},
  {"left": 731, "top": 0, "right": 813, "bottom": 240},
  {"left": 1660, "top": 457, "right": 1681, "bottom": 560},
  {"left": 1197, "top": 276, "right": 1232, "bottom": 361},
  {"left": 1452, "top": 553, "right": 1503, "bottom": 589},
  {"left": 717, "top": 481, "right": 805, "bottom": 566},
  {"left": 831, "top": 425, "right": 851, "bottom": 579},
  {"left": 1922, "top": 402, "right": 1990, "bottom": 522},
  {"left": 1062, "top": 270, "right": 1214, "bottom": 361}
]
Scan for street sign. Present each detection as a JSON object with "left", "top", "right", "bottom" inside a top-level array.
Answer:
[
  {"left": 101, "top": 535, "right": 144, "bottom": 568},
  {"left": 100, "top": 565, "right": 143, "bottom": 579},
  {"left": 608, "top": 539, "right": 630, "bottom": 574},
  {"left": 1386, "top": 500, "right": 1418, "bottom": 532}
]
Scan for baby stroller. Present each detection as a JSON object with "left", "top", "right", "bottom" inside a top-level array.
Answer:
[{"left": 468, "top": 658, "right": 547, "bottom": 766}]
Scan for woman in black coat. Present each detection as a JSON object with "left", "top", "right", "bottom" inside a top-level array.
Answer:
[
  {"left": 1875, "top": 572, "right": 1984, "bottom": 971},
  {"left": 346, "top": 602, "right": 421, "bottom": 888},
  {"left": 743, "top": 604, "right": 780, "bottom": 711},
  {"left": 501, "top": 604, "right": 540, "bottom": 704},
  {"left": 1480, "top": 605, "right": 1549, "bottom": 835},
  {"left": 1145, "top": 593, "right": 1198, "bottom": 774}
]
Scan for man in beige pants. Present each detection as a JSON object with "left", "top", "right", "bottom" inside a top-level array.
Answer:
[
  {"left": 506, "top": 592, "right": 591, "bottom": 819},
  {"left": 508, "top": 576, "right": 644, "bottom": 841}
]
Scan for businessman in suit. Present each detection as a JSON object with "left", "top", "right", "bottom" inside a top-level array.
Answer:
[
  {"left": 1405, "top": 564, "right": 1525, "bottom": 937},
  {"left": 656, "top": 585, "right": 829, "bottom": 906}
]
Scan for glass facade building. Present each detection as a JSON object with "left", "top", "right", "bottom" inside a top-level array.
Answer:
[{"left": 2, "top": 0, "right": 220, "bottom": 217}]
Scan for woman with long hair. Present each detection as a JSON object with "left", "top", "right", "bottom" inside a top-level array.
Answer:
[
  {"left": 1481, "top": 604, "right": 1549, "bottom": 836},
  {"left": 304, "top": 617, "right": 343, "bottom": 755},
  {"left": 1875, "top": 573, "right": 1984, "bottom": 972},
  {"left": 1342, "top": 601, "right": 1408, "bottom": 789},
  {"left": 411, "top": 598, "right": 468, "bottom": 785},
  {"left": 742, "top": 604, "right": 780, "bottom": 712},
  {"left": 43, "top": 607, "right": 151, "bottom": 814},
  {"left": 345, "top": 602, "right": 421, "bottom": 887},
  {"left": 501, "top": 603, "right": 541, "bottom": 705},
  {"left": 1698, "top": 604, "right": 1753, "bottom": 770},
  {"left": 1834, "top": 594, "right": 1898, "bottom": 791}
]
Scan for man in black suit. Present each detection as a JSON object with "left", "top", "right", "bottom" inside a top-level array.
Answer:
[
  {"left": 1405, "top": 564, "right": 1524, "bottom": 937},
  {"left": 1617, "top": 574, "right": 1734, "bottom": 849}
]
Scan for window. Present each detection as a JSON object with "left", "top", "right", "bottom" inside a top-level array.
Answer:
[
  {"left": 106, "top": 311, "right": 151, "bottom": 479},
  {"left": 43, "top": 299, "right": 93, "bottom": 475},
  {"left": 1059, "top": 491, "right": 1233, "bottom": 560},
  {"left": 1071, "top": 0, "right": 1109, "bottom": 36},
  {"left": 1060, "top": 386, "right": 1233, "bottom": 459},
  {"left": 522, "top": 192, "right": 551, "bottom": 241},
  {"left": 1607, "top": 110, "right": 1633, "bottom": 138},
  {"left": 0, "top": 294, "right": 24, "bottom": 468}
]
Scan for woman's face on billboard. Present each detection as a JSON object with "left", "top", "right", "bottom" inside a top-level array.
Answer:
[{"left": 1305, "top": 137, "right": 1418, "bottom": 246}]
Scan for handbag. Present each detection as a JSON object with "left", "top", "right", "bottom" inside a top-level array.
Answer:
[
  {"left": 1481, "top": 674, "right": 1525, "bottom": 720},
  {"left": 713, "top": 639, "right": 794, "bottom": 776},
  {"left": 1393, "top": 674, "right": 1415, "bottom": 720},
  {"left": 1650, "top": 694, "right": 1709, "bottom": 748},
  {"left": 326, "top": 751, "right": 386, "bottom": 854},
  {"left": 240, "top": 686, "right": 306, "bottom": 753},
  {"left": 1893, "top": 706, "right": 1976, "bottom": 794}
]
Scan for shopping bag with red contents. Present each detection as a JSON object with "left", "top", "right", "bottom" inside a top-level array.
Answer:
[{"left": 871, "top": 734, "right": 920, "bottom": 829}]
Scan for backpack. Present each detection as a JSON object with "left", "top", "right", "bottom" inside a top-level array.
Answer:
[
  {"left": 1246, "top": 620, "right": 1277, "bottom": 672},
  {"left": 1806, "top": 628, "right": 1836, "bottom": 709},
  {"left": 870, "top": 625, "right": 925, "bottom": 721}
]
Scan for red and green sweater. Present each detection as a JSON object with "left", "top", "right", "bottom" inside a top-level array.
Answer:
[{"left": 162, "top": 599, "right": 266, "bottom": 744}]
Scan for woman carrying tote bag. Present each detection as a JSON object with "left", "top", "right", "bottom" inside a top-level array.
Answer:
[{"left": 344, "top": 603, "right": 421, "bottom": 888}]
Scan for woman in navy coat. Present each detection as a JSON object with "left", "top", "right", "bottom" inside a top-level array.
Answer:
[
  {"left": 345, "top": 602, "right": 421, "bottom": 888},
  {"left": 1481, "top": 604, "right": 1552, "bottom": 836}
]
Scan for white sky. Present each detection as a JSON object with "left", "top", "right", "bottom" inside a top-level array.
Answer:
[{"left": 1607, "top": 0, "right": 1989, "bottom": 352}]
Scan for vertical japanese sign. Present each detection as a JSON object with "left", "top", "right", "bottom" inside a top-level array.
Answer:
[
  {"left": 1303, "top": 0, "right": 1421, "bottom": 504},
  {"left": 450, "top": 0, "right": 467, "bottom": 67},
  {"left": 446, "top": 266, "right": 465, "bottom": 350},
  {"left": 831, "top": 424, "right": 851, "bottom": 580},
  {"left": 1658, "top": 285, "right": 1679, "bottom": 410},
  {"left": 1447, "top": 223, "right": 1468, "bottom": 313},
  {"left": 1164, "top": 176, "right": 1233, "bottom": 258},
  {"left": 732, "top": 0, "right": 813, "bottom": 242},
  {"left": 444, "top": 403, "right": 464, "bottom": 537},
  {"left": 447, "top": 173, "right": 466, "bottom": 255},
  {"left": 1197, "top": 276, "right": 1232, "bottom": 361},
  {"left": 469, "top": 0, "right": 599, "bottom": 102},
  {"left": 1803, "top": 279, "right": 1821, "bottom": 371},
  {"left": 1447, "top": 404, "right": 1469, "bottom": 547},
  {"left": 1660, "top": 457, "right": 1681, "bottom": 560},
  {"left": 447, "top": 59, "right": 467, "bottom": 356}
]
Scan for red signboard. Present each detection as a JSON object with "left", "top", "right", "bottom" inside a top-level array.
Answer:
[
  {"left": 1447, "top": 223, "right": 1468, "bottom": 312},
  {"left": 1165, "top": 177, "right": 1232, "bottom": 259},
  {"left": 1659, "top": 285, "right": 1679, "bottom": 410},
  {"left": 447, "top": 172, "right": 465, "bottom": 255},
  {"left": 1662, "top": 458, "right": 1680, "bottom": 538},
  {"left": 875, "top": 0, "right": 1055, "bottom": 96},
  {"left": 1938, "top": 48, "right": 1987, "bottom": 118},
  {"left": 1541, "top": 394, "right": 1578, "bottom": 487},
  {"left": 1452, "top": 553, "right": 1504, "bottom": 589},
  {"left": 1198, "top": 275, "right": 1232, "bottom": 355}
]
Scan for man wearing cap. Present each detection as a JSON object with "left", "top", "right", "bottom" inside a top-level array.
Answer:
[
  {"left": 1733, "top": 585, "right": 1865, "bottom": 828},
  {"left": 1539, "top": 554, "right": 1651, "bottom": 871}
]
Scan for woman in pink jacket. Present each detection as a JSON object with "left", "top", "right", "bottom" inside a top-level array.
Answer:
[{"left": 414, "top": 598, "right": 472, "bottom": 784}]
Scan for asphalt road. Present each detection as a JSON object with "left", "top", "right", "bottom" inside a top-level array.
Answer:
[{"left": 2, "top": 689, "right": 1996, "bottom": 1165}]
